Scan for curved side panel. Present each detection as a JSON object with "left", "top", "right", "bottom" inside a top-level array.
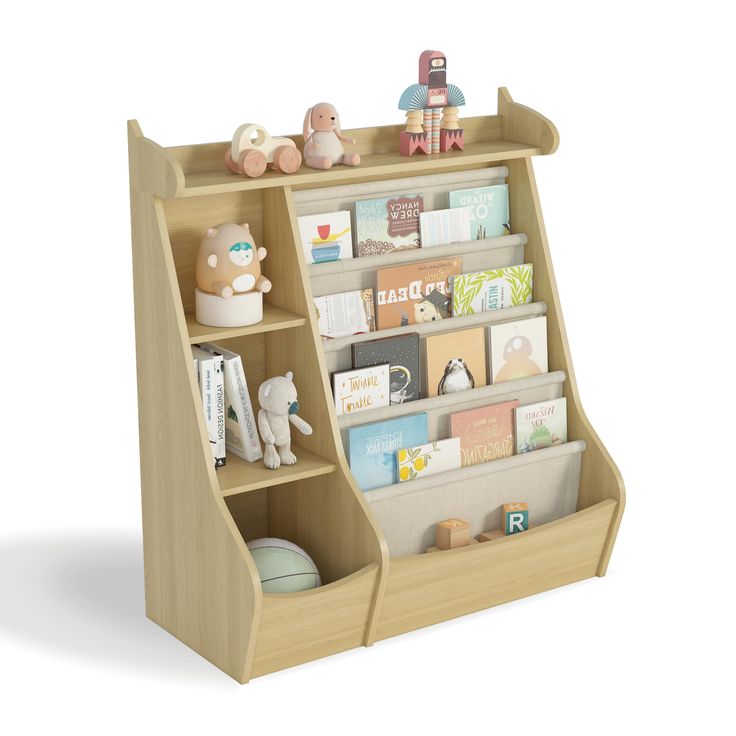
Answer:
[
  {"left": 128, "top": 120, "right": 185, "bottom": 199},
  {"left": 498, "top": 88, "right": 560, "bottom": 155}
]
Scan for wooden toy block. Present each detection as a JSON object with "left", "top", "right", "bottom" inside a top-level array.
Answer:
[
  {"left": 502, "top": 503, "right": 529, "bottom": 535},
  {"left": 439, "top": 128, "right": 464, "bottom": 152},
  {"left": 477, "top": 529, "right": 505, "bottom": 543},
  {"left": 436, "top": 518, "right": 470, "bottom": 550},
  {"left": 426, "top": 538, "right": 478, "bottom": 554},
  {"left": 400, "top": 130, "right": 429, "bottom": 156}
]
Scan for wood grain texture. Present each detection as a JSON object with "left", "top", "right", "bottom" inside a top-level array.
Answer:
[
  {"left": 185, "top": 304, "right": 305, "bottom": 343},
  {"left": 498, "top": 88, "right": 560, "bottom": 155}
]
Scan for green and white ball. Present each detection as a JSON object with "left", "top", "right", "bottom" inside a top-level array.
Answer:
[{"left": 246, "top": 538, "right": 321, "bottom": 593}]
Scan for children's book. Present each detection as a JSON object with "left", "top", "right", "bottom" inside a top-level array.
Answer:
[
  {"left": 375, "top": 257, "right": 462, "bottom": 330},
  {"left": 314, "top": 288, "right": 375, "bottom": 338},
  {"left": 487, "top": 316, "right": 548, "bottom": 384},
  {"left": 191, "top": 346, "right": 226, "bottom": 467},
  {"left": 451, "top": 264, "right": 533, "bottom": 316},
  {"left": 397, "top": 437, "right": 461, "bottom": 482},
  {"left": 332, "top": 364, "right": 390, "bottom": 416},
  {"left": 354, "top": 194, "right": 423, "bottom": 255},
  {"left": 419, "top": 207, "right": 472, "bottom": 247},
  {"left": 424, "top": 327, "right": 487, "bottom": 398},
  {"left": 199, "top": 342, "right": 262, "bottom": 462},
  {"left": 449, "top": 184, "right": 510, "bottom": 239},
  {"left": 352, "top": 333, "right": 421, "bottom": 404},
  {"left": 514, "top": 397, "right": 567, "bottom": 453},
  {"left": 297, "top": 210, "right": 353, "bottom": 264},
  {"left": 450, "top": 400, "right": 518, "bottom": 466},
  {"left": 348, "top": 413, "right": 428, "bottom": 491}
]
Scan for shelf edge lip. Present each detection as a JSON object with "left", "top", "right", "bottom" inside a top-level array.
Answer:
[
  {"left": 219, "top": 461, "right": 337, "bottom": 497},
  {"left": 261, "top": 562, "right": 380, "bottom": 601}
]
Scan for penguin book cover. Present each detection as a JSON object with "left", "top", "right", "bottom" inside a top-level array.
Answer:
[
  {"left": 514, "top": 397, "right": 568, "bottom": 454},
  {"left": 450, "top": 400, "right": 519, "bottom": 466},
  {"left": 487, "top": 316, "right": 548, "bottom": 384},
  {"left": 424, "top": 326, "right": 487, "bottom": 398}
]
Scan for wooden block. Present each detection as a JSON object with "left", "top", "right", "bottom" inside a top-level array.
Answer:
[
  {"left": 477, "top": 528, "right": 505, "bottom": 543},
  {"left": 439, "top": 128, "right": 464, "bottom": 152},
  {"left": 400, "top": 130, "right": 430, "bottom": 156},
  {"left": 436, "top": 518, "right": 470, "bottom": 550},
  {"left": 426, "top": 538, "right": 478, "bottom": 554},
  {"left": 502, "top": 502, "right": 529, "bottom": 535}
]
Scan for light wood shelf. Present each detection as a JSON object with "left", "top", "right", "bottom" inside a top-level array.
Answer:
[{"left": 185, "top": 303, "right": 306, "bottom": 344}]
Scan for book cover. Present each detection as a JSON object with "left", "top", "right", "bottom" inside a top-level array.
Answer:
[
  {"left": 514, "top": 397, "right": 567, "bottom": 453},
  {"left": 449, "top": 184, "right": 510, "bottom": 239},
  {"left": 200, "top": 342, "right": 263, "bottom": 462},
  {"left": 354, "top": 194, "right": 423, "bottom": 256},
  {"left": 332, "top": 363, "right": 390, "bottom": 416},
  {"left": 352, "top": 333, "right": 421, "bottom": 404},
  {"left": 375, "top": 257, "right": 462, "bottom": 330},
  {"left": 297, "top": 210, "right": 353, "bottom": 264},
  {"left": 347, "top": 413, "right": 428, "bottom": 491},
  {"left": 397, "top": 437, "right": 461, "bottom": 482},
  {"left": 419, "top": 207, "right": 472, "bottom": 247},
  {"left": 314, "top": 288, "right": 375, "bottom": 338},
  {"left": 450, "top": 400, "right": 519, "bottom": 466},
  {"left": 487, "top": 316, "right": 548, "bottom": 384},
  {"left": 451, "top": 264, "right": 533, "bottom": 317},
  {"left": 424, "top": 326, "right": 487, "bottom": 398},
  {"left": 191, "top": 346, "right": 226, "bottom": 467}
]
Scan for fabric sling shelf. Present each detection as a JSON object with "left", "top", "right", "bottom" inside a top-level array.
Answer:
[{"left": 128, "top": 87, "right": 625, "bottom": 683}]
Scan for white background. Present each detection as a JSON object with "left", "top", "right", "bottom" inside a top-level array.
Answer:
[{"left": 2, "top": 2, "right": 733, "bottom": 733}]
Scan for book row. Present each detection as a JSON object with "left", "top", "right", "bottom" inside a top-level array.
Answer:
[
  {"left": 332, "top": 315, "right": 548, "bottom": 415},
  {"left": 298, "top": 184, "right": 510, "bottom": 264}
]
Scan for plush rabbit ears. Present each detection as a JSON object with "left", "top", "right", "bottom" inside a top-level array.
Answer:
[{"left": 303, "top": 107, "right": 313, "bottom": 141}]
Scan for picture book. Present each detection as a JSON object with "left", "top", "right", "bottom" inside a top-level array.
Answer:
[
  {"left": 487, "top": 316, "right": 548, "bottom": 384},
  {"left": 191, "top": 346, "right": 226, "bottom": 467},
  {"left": 352, "top": 333, "right": 421, "bottom": 404},
  {"left": 375, "top": 257, "right": 462, "bottom": 330},
  {"left": 450, "top": 400, "right": 519, "bottom": 466},
  {"left": 314, "top": 288, "right": 375, "bottom": 338},
  {"left": 297, "top": 210, "right": 353, "bottom": 264},
  {"left": 397, "top": 437, "right": 461, "bottom": 482},
  {"left": 199, "top": 342, "right": 262, "bottom": 463},
  {"left": 332, "top": 364, "right": 390, "bottom": 416},
  {"left": 354, "top": 194, "right": 423, "bottom": 255},
  {"left": 449, "top": 184, "right": 510, "bottom": 239},
  {"left": 424, "top": 327, "right": 487, "bottom": 398},
  {"left": 514, "top": 397, "right": 567, "bottom": 453},
  {"left": 419, "top": 207, "right": 472, "bottom": 247},
  {"left": 451, "top": 264, "right": 533, "bottom": 316},
  {"left": 348, "top": 413, "right": 428, "bottom": 491}
]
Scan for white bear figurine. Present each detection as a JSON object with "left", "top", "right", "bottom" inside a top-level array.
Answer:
[{"left": 257, "top": 371, "right": 313, "bottom": 470}]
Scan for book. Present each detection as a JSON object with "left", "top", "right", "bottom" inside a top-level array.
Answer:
[
  {"left": 514, "top": 397, "right": 567, "bottom": 453},
  {"left": 314, "top": 288, "right": 375, "bottom": 338},
  {"left": 449, "top": 184, "right": 510, "bottom": 239},
  {"left": 451, "top": 264, "right": 533, "bottom": 317},
  {"left": 450, "top": 400, "right": 519, "bottom": 466},
  {"left": 352, "top": 333, "right": 421, "bottom": 404},
  {"left": 419, "top": 207, "right": 472, "bottom": 247},
  {"left": 424, "top": 326, "right": 487, "bottom": 398},
  {"left": 297, "top": 210, "right": 353, "bottom": 264},
  {"left": 191, "top": 346, "right": 226, "bottom": 467},
  {"left": 199, "top": 342, "right": 262, "bottom": 462},
  {"left": 397, "top": 437, "right": 461, "bottom": 482},
  {"left": 347, "top": 413, "right": 428, "bottom": 491},
  {"left": 487, "top": 316, "right": 548, "bottom": 384},
  {"left": 354, "top": 194, "right": 423, "bottom": 255},
  {"left": 332, "top": 364, "right": 390, "bottom": 416},
  {"left": 375, "top": 257, "right": 462, "bottom": 330}
]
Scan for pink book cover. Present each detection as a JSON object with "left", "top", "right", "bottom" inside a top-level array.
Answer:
[{"left": 449, "top": 400, "right": 519, "bottom": 467}]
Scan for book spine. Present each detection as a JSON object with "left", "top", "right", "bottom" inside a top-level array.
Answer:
[
  {"left": 227, "top": 355, "right": 262, "bottom": 462},
  {"left": 197, "top": 355, "right": 220, "bottom": 467},
  {"left": 212, "top": 355, "right": 226, "bottom": 467}
]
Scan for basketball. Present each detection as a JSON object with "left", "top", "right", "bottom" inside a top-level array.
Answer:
[{"left": 246, "top": 538, "right": 321, "bottom": 593}]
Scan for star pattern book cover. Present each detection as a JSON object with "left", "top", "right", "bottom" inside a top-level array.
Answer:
[
  {"left": 488, "top": 316, "right": 548, "bottom": 384},
  {"left": 397, "top": 437, "right": 461, "bottom": 482},
  {"left": 354, "top": 194, "right": 423, "bottom": 256},
  {"left": 451, "top": 264, "right": 533, "bottom": 316},
  {"left": 449, "top": 184, "right": 511, "bottom": 239},
  {"left": 297, "top": 210, "right": 353, "bottom": 264},
  {"left": 450, "top": 400, "right": 519, "bottom": 466},
  {"left": 348, "top": 413, "right": 429, "bottom": 491},
  {"left": 514, "top": 397, "right": 567, "bottom": 453},
  {"left": 332, "top": 364, "right": 390, "bottom": 416},
  {"left": 352, "top": 333, "right": 421, "bottom": 404},
  {"left": 424, "top": 327, "right": 487, "bottom": 398},
  {"left": 375, "top": 257, "right": 462, "bottom": 330}
]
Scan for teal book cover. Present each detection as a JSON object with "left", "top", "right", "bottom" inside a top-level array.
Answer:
[
  {"left": 348, "top": 413, "right": 428, "bottom": 490},
  {"left": 449, "top": 184, "right": 510, "bottom": 239}
]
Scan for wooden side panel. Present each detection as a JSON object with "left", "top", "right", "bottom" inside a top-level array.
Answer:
[{"left": 376, "top": 501, "right": 616, "bottom": 641}]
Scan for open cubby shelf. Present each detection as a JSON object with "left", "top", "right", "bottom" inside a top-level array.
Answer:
[{"left": 129, "top": 88, "right": 625, "bottom": 683}]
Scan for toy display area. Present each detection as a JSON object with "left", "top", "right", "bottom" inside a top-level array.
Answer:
[{"left": 129, "top": 82, "right": 625, "bottom": 683}]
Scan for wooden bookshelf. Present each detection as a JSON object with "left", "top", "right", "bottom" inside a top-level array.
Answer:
[{"left": 129, "top": 88, "right": 625, "bottom": 683}]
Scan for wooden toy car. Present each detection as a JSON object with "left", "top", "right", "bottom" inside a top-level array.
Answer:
[{"left": 225, "top": 123, "right": 302, "bottom": 178}]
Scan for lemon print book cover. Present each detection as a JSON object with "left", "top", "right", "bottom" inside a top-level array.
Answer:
[
  {"left": 348, "top": 413, "right": 428, "bottom": 491},
  {"left": 297, "top": 210, "right": 353, "bottom": 264},
  {"left": 488, "top": 316, "right": 548, "bottom": 384},
  {"left": 397, "top": 437, "right": 461, "bottom": 482},
  {"left": 354, "top": 194, "right": 423, "bottom": 255},
  {"left": 450, "top": 400, "right": 519, "bottom": 466},
  {"left": 514, "top": 397, "right": 567, "bottom": 453}
]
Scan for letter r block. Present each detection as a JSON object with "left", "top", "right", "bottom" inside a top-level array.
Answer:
[{"left": 502, "top": 503, "right": 529, "bottom": 535}]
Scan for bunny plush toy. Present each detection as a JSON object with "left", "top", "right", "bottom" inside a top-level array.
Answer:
[{"left": 302, "top": 102, "right": 361, "bottom": 170}]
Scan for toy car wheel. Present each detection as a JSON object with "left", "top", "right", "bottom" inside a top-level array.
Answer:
[
  {"left": 224, "top": 147, "right": 241, "bottom": 174},
  {"left": 272, "top": 145, "right": 302, "bottom": 174},
  {"left": 239, "top": 149, "right": 267, "bottom": 178}
]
